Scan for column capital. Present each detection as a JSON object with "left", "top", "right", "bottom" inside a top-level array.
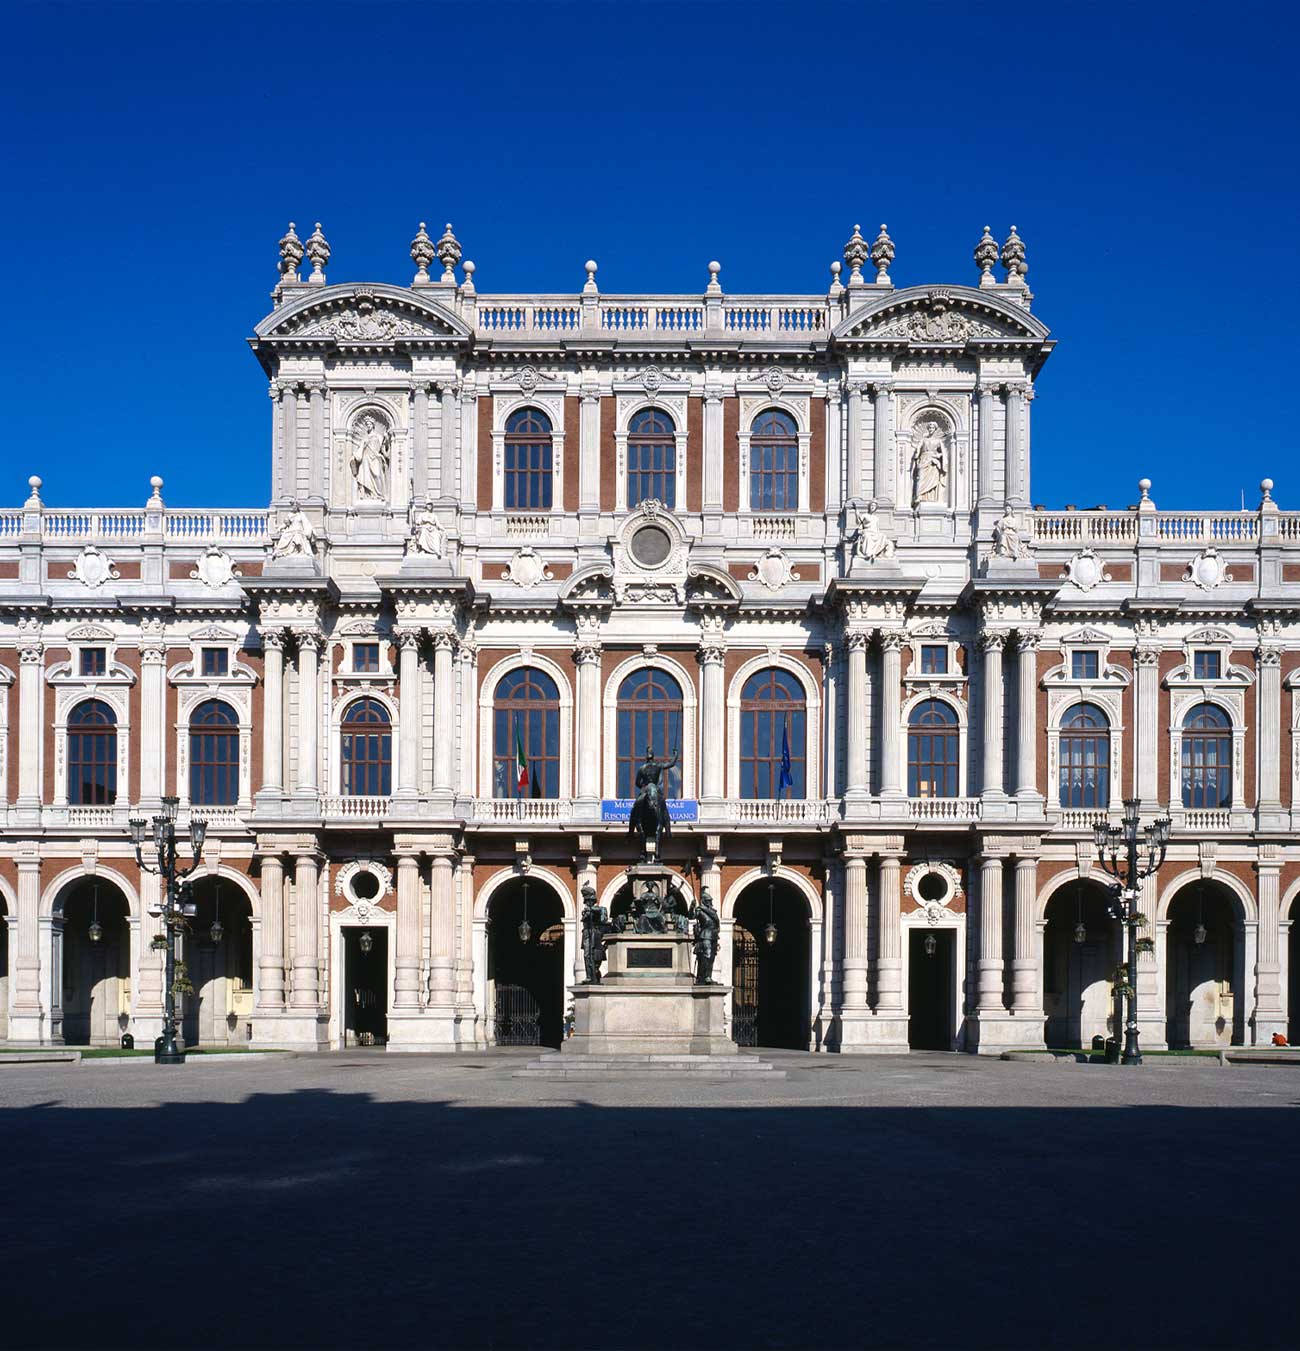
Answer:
[
  {"left": 879, "top": 629, "right": 907, "bottom": 653},
  {"left": 397, "top": 629, "right": 424, "bottom": 651},
  {"left": 575, "top": 641, "right": 602, "bottom": 666},
  {"left": 866, "top": 379, "right": 894, "bottom": 397},
  {"left": 1014, "top": 629, "right": 1041, "bottom": 653},
  {"left": 1256, "top": 645, "right": 1283, "bottom": 669},
  {"left": 430, "top": 629, "right": 456, "bottom": 653},
  {"left": 979, "top": 629, "right": 1008, "bottom": 653},
  {"left": 293, "top": 629, "right": 324, "bottom": 653},
  {"left": 18, "top": 643, "right": 43, "bottom": 664},
  {"left": 1133, "top": 645, "right": 1161, "bottom": 668},
  {"left": 845, "top": 629, "right": 871, "bottom": 653}
]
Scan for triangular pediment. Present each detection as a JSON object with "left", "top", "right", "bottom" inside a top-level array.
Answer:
[
  {"left": 833, "top": 285, "right": 1050, "bottom": 344},
  {"left": 255, "top": 282, "right": 472, "bottom": 345}
]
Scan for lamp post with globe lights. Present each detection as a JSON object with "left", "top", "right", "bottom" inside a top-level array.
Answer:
[
  {"left": 1093, "top": 799, "right": 1171, "bottom": 1065},
  {"left": 129, "top": 795, "right": 207, "bottom": 1064}
]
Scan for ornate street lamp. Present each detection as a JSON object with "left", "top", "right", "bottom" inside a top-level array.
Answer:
[
  {"left": 87, "top": 881, "right": 103, "bottom": 944},
  {"left": 1093, "top": 799, "right": 1171, "bottom": 1065},
  {"left": 129, "top": 794, "right": 207, "bottom": 1064},
  {"left": 518, "top": 881, "right": 532, "bottom": 944},
  {"left": 209, "top": 888, "right": 224, "bottom": 945},
  {"left": 923, "top": 931, "right": 938, "bottom": 958},
  {"left": 358, "top": 930, "right": 374, "bottom": 955},
  {"left": 1073, "top": 884, "right": 1087, "bottom": 945},
  {"left": 764, "top": 881, "right": 778, "bottom": 945}
]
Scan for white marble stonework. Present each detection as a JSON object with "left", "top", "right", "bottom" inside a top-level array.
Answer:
[{"left": 1, "top": 221, "right": 1298, "bottom": 1057}]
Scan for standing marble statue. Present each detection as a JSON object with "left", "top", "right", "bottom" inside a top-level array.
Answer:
[
  {"left": 350, "top": 416, "right": 392, "bottom": 502},
  {"left": 271, "top": 507, "right": 315, "bottom": 560},
  {"left": 693, "top": 888, "right": 720, "bottom": 985},
  {"left": 580, "top": 882, "right": 609, "bottom": 984},
  {"left": 912, "top": 421, "right": 947, "bottom": 506}
]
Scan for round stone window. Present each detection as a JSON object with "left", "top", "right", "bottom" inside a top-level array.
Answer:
[
  {"left": 916, "top": 871, "right": 948, "bottom": 904},
  {"left": 630, "top": 524, "right": 672, "bottom": 567},
  {"left": 351, "top": 869, "right": 381, "bottom": 901},
  {"left": 335, "top": 859, "right": 393, "bottom": 908}
]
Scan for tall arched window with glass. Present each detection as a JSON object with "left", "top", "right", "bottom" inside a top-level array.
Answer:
[
  {"left": 748, "top": 409, "right": 799, "bottom": 512},
  {"left": 503, "top": 407, "right": 553, "bottom": 510},
  {"left": 68, "top": 699, "right": 117, "bottom": 805},
  {"left": 739, "top": 668, "right": 806, "bottom": 799},
  {"left": 190, "top": 699, "right": 239, "bottom": 806},
  {"left": 340, "top": 698, "right": 392, "bottom": 797},
  {"left": 626, "top": 409, "right": 676, "bottom": 508},
  {"left": 1058, "top": 703, "right": 1110, "bottom": 809},
  {"left": 616, "top": 669, "right": 683, "bottom": 799},
  {"left": 907, "top": 699, "right": 959, "bottom": 799},
  {"left": 493, "top": 667, "right": 560, "bottom": 799},
  {"left": 1181, "top": 703, "right": 1232, "bottom": 808}
]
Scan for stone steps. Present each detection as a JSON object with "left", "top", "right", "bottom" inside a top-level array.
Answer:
[{"left": 515, "top": 1052, "right": 786, "bottom": 1080}]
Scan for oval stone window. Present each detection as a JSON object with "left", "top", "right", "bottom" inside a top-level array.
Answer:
[{"left": 630, "top": 524, "right": 672, "bottom": 567}]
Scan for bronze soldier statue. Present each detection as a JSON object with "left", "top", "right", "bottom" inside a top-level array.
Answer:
[
  {"left": 580, "top": 881, "right": 609, "bottom": 983},
  {"left": 693, "top": 886, "right": 721, "bottom": 984}
]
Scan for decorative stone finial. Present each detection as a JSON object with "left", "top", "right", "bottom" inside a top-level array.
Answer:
[
  {"left": 870, "top": 224, "right": 894, "bottom": 284},
  {"left": 707, "top": 261, "right": 722, "bottom": 295},
  {"left": 584, "top": 260, "right": 598, "bottom": 294},
  {"left": 461, "top": 259, "right": 476, "bottom": 295},
  {"left": 278, "top": 221, "right": 304, "bottom": 282},
  {"left": 974, "top": 225, "right": 998, "bottom": 285},
  {"left": 1138, "top": 477, "right": 1152, "bottom": 502},
  {"left": 829, "top": 260, "right": 843, "bottom": 297},
  {"left": 1000, "top": 225, "right": 1028, "bottom": 282},
  {"left": 843, "top": 224, "right": 868, "bottom": 284},
  {"left": 305, "top": 222, "right": 330, "bottom": 284},
  {"left": 410, "top": 221, "right": 435, "bottom": 286},
  {"left": 436, "top": 223, "right": 461, "bottom": 283},
  {"left": 25, "top": 475, "right": 42, "bottom": 508},
  {"left": 148, "top": 475, "right": 164, "bottom": 505},
  {"left": 1261, "top": 477, "right": 1275, "bottom": 504}
]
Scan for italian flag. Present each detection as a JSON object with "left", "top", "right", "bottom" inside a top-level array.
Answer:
[{"left": 515, "top": 720, "right": 529, "bottom": 794}]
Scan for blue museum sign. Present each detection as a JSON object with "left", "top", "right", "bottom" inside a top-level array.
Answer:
[{"left": 600, "top": 799, "right": 699, "bottom": 823}]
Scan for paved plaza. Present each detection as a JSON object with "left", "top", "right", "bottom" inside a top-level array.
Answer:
[{"left": 2, "top": 1052, "right": 1296, "bottom": 1350}]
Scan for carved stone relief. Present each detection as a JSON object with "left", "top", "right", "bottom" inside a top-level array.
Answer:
[
  {"left": 503, "top": 547, "right": 554, "bottom": 588},
  {"left": 190, "top": 546, "right": 243, "bottom": 589},
  {"left": 67, "top": 547, "right": 120, "bottom": 589},
  {"left": 1184, "top": 548, "right": 1233, "bottom": 590},
  {"left": 1061, "top": 549, "right": 1111, "bottom": 591},
  {"left": 748, "top": 548, "right": 801, "bottom": 591}
]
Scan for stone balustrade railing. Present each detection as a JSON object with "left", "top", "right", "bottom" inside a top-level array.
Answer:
[
  {"left": 321, "top": 794, "right": 390, "bottom": 821},
  {"left": 1031, "top": 508, "right": 1300, "bottom": 546},
  {"left": 0, "top": 506, "right": 270, "bottom": 544}
]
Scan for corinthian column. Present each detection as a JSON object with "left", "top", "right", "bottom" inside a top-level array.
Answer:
[
  {"left": 431, "top": 632, "right": 456, "bottom": 798},
  {"left": 429, "top": 840, "right": 457, "bottom": 1006},
  {"left": 259, "top": 632, "right": 284, "bottom": 798},
  {"left": 1257, "top": 645, "right": 1283, "bottom": 823},
  {"left": 8, "top": 848, "right": 43, "bottom": 1042},
  {"left": 976, "top": 382, "right": 998, "bottom": 509},
  {"left": 976, "top": 852, "right": 1005, "bottom": 1013},
  {"left": 699, "top": 624, "right": 726, "bottom": 802},
  {"left": 574, "top": 634, "right": 602, "bottom": 803},
  {"left": 1014, "top": 631, "right": 1040, "bottom": 801},
  {"left": 1134, "top": 645, "right": 1160, "bottom": 807},
  {"left": 1004, "top": 382, "right": 1028, "bottom": 509},
  {"left": 875, "top": 849, "right": 904, "bottom": 1015},
  {"left": 396, "top": 631, "right": 422, "bottom": 801},
  {"left": 16, "top": 637, "right": 44, "bottom": 820},
  {"left": 870, "top": 381, "right": 894, "bottom": 509},
  {"left": 139, "top": 637, "right": 167, "bottom": 808},
  {"left": 980, "top": 631, "right": 1006, "bottom": 800},
  {"left": 290, "top": 849, "right": 321, "bottom": 1010},
  {"left": 1254, "top": 846, "right": 1285, "bottom": 1042},
  {"left": 845, "top": 382, "right": 864, "bottom": 503},
  {"left": 1010, "top": 853, "right": 1042, "bottom": 1021},
  {"left": 393, "top": 849, "right": 423, "bottom": 1010},
  {"left": 255, "top": 849, "right": 285, "bottom": 1015},
  {"left": 839, "top": 840, "right": 871, "bottom": 1043},
  {"left": 880, "top": 631, "right": 905, "bottom": 799},
  {"left": 294, "top": 633, "right": 321, "bottom": 798},
  {"left": 844, "top": 631, "right": 869, "bottom": 803}
]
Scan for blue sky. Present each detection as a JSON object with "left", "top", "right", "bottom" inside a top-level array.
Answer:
[{"left": 3, "top": 0, "right": 1296, "bottom": 510}]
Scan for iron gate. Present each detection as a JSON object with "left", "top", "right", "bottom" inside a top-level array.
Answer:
[
  {"left": 732, "top": 926, "right": 759, "bottom": 1047},
  {"left": 494, "top": 983, "right": 543, "bottom": 1045}
]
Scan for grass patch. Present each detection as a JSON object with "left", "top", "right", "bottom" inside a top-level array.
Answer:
[{"left": 75, "top": 1046, "right": 285, "bottom": 1059}]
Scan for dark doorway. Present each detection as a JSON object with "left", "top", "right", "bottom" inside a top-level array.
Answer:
[
  {"left": 59, "top": 881, "right": 130, "bottom": 1045},
  {"left": 344, "top": 927, "right": 388, "bottom": 1047},
  {"left": 732, "top": 884, "right": 809, "bottom": 1050},
  {"left": 183, "top": 879, "right": 254, "bottom": 1048},
  {"left": 908, "top": 929, "right": 954, "bottom": 1050},
  {"left": 488, "top": 882, "right": 565, "bottom": 1048}
]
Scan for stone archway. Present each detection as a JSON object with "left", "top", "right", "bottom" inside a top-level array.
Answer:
[
  {"left": 486, "top": 877, "right": 566, "bottom": 1048},
  {"left": 1165, "top": 879, "right": 1245, "bottom": 1048},
  {"left": 1043, "top": 879, "right": 1121, "bottom": 1050},
  {"left": 0, "top": 882, "right": 10, "bottom": 1041},
  {"left": 58, "top": 878, "right": 132, "bottom": 1046},
  {"left": 730, "top": 879, "right": 811, "bottom": 1050},
  {"left": 182, "top": 877, "right": 254, "bottom": 1048}
]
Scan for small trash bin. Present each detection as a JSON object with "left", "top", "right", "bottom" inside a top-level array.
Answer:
[{"left": 120, "top": 1033, "right": 134, "bottom": 1050}]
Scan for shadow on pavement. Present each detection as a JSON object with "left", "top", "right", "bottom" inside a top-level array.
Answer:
[{"left": 5, "top": 1089, "right": 1296, "bottom": 1350}]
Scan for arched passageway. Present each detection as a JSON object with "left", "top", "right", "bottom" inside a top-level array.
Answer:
[
  {"left": 182, "top": 878, "right": 254, "bottom": 1048},
  {"left": 487, "top": 879, "right": 565, "bottom": 1048},
  {"left": 731, "top": 881, "right": 810, "bottom": 1050},
  {"left": 0, "top": 892, "right": 9, "bottom": 1040},
  {"left": 1043, "top": 880, "right": 1121, "bottom": 1050},
  {"left": 58, "top": 879, "right": 131, "bottom": 1046},
  {"left": 1165, "top": 881, "right": 1244, "bottom": 1048}
]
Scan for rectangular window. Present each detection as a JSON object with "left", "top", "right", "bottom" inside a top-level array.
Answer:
[
  {"left": 920, "top": 645, "right": 948, "bottom": 675},
  {"left": 353, "top": 643, "right": 380, "bottom": 673},
  {"left": 79, "top": 648, "right": 106, "bottom": 677},
  {"left": 200, "top": 647, "right": 229, "bottom": 677},
  {"left": 1193, "top": 650, "right": 1221, "bottom": 680},
  {"left": 1071, "top": 651, "right": 1099, "bottom": 680}
]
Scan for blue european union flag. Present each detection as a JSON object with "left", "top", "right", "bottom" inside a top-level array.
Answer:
[{"left": 777, "top": 716, "right": 794, "bottom": 796}]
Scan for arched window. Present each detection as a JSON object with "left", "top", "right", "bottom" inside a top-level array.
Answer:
[
  {"left": 907, "top": 698, "right": 959, "bottom": 799},
  {"left": 749, "top": 409, "right": 799, "bottom": 512},
  {"left": 504, "top": 407, "right": 553, "bottom": 510},
  {"left": 1182, "top": 702, "right": 1231, "bottom": 808},
  {"left": 627, "top": 408, "right": 676, "bottom": 508},
  {"left": 1059, "top": 703, "right": 1110, "bottom": 809},
  {"left": 190, "top": 700, "right": 239, "bottom": 806},
  {"left": 340, "top": 698, "right": 392, "bottom": 797},
  {"left": 493, "top": 667, "right": 561, "bottom": 799},
  {"left": 739, "top": 668, "right": 807, "bottom": 799},
  {"left": 616, "top": 668, "right": 682, "bottom": 799},
  {"left": 68, "top": 699, "right": 117, "bottom": 805}
]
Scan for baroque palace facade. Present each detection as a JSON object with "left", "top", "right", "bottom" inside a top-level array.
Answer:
[{"left": 2, "top": 219, "right": 1298, "bottom": 1054}]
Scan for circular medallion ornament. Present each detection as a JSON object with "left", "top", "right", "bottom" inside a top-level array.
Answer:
[{"left": 630, "top": 524, "right": 672, "bottom": 567}]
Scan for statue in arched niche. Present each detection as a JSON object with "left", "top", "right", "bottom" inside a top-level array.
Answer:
[
  {"left": 350, "top": 413, "right": 392, "bottom": 502},
  {"left": 912, "top": 418, "right": 948, "bottom": 507}
]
